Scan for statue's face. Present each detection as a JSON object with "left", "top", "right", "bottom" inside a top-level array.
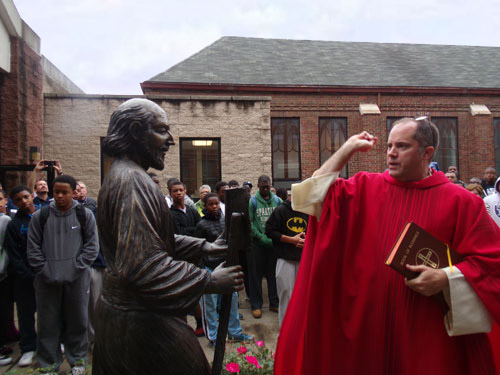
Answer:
[{"left": 139, "top": 109, "right": 174, "bottom": 170}]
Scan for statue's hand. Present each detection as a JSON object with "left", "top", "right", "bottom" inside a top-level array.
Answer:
[
  {"left": 206, "top": 262, "right": 244, "bottom": 294},
  {"left": 201, "top": 234, "right": 228, "bottom": 256}
]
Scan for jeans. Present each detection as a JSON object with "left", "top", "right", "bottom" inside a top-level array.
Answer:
[{"left": 200, "top": 267, "right": 242, "bottom": 341}]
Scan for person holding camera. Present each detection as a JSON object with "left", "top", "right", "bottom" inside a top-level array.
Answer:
[{"left": 28, "top": 160, "right": 63, "bottom": 208}]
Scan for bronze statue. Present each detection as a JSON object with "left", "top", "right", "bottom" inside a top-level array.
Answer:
[{"left": 92, "top": 98, "right": 244, "bottom": 375}]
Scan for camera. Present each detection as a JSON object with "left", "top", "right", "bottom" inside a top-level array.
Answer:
[{"left": 44, "top": 160, "right": 55, "bottom": 169}]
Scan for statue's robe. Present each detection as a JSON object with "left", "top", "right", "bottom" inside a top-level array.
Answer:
[
  {"left": 93, "top": 158, "right": 211, "bottom": 375},
  {"left": 275, "top": 171, "right": 500, "bottom": 375}
]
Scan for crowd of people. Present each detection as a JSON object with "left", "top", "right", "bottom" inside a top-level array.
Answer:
[
  {"left": 1, "top": 144, "right": 500, "bottom": 373},
  {"left": 0, "top": 157, "right": 310, "bottom": 373}
]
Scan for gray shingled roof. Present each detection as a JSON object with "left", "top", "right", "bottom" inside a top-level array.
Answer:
[{"left": 146, "top": 37, "right": 500, "bottom": 89}]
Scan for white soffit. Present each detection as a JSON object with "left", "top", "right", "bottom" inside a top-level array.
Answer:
[
  {"left": 470, "top": 104, "right": 491, "bottom": 116},
  {"left": 359, "top": 103, "right": 381, "bottom": 115}
]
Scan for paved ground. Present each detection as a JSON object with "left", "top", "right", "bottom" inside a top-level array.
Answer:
[{"left": 1, "top": 282, "right": 279, "bottom": 374}]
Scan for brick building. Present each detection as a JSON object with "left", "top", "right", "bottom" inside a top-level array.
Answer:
[
  {"left": 0, "top": 0, "right": 43, "bottom": 189},
  {"left": 142, "top": 36, "right": 500, "bottom": 188},
  {"left": 0, "top": 0, "right": 83, "bottom": 190}
]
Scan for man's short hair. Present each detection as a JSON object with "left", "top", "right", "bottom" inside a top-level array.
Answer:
[
  {"left": 258, "top": 175, "right": 271, "bottom": 184},
  {"left": 169, "top": 181, "right": 185, "bottom": 192},
  {"left": 276, "top": 188, "right": 288, "bottom": 201},
  {"left": 102, "top": 99, "right": 163, "bottom": 157},
  {"left": 53, "top": 175, "right": 77, "bottom": 191},
  {"left": 228, "top": 180, "right": 239, "bottom": 187},
  {"left": 392, "top": 117, "right": 440, "bottom": 155},
  {"left": 167, "top": 178, "right": 180, "bottom": 190},
  {"left": 215, "top": 181, "right": 228, "bottom": 193},
  {"left": 199, "top": 184, "right": 211, "bottom": 193},
  {"left": 10, "top": 185, "right": 31, "bottom": 199},
  {"left": 203, "top": 192, "right": 219, "bottom": 204}
]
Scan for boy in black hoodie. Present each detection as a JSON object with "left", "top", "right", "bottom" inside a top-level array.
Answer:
[
  {"left": 265, "top": 189, "right": 308, "bottom": 328},
  {"left": 195, "top": 193, "right": 252, "bottom": 346},
  {"left": 4, "top": 186, "right": 37, "bottom": 367}
]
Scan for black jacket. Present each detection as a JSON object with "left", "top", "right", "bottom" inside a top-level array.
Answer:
[
  {"left": 194, "top": 209, "right": 225, "bottom": 268},
  {"left": 5, "top": 210, "right": 35, "bottom": 280},
  {"left": 170, "top": 205, "right": 201, "bottom": 236},
  {"left": 265, "top": 200, "right": 308, "bottom": 261}
]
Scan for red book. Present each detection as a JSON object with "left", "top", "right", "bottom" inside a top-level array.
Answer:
[{"left": 385, "top": 222, "right": 463, "bottom": 279}]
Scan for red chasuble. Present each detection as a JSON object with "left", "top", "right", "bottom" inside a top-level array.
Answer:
[{"left": 275, "top": 171, "right": 500, "bottom": 375}]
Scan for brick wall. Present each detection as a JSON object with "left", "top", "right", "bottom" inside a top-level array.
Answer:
[
  {"left": 0, "top": 36, "right": 43, "bottom": 188},
  {"left": 145, "top": 86, "right": 500, "bottom": 183},
  {"left": 43, "top": 95, "right": 271, "bottom": 198}
]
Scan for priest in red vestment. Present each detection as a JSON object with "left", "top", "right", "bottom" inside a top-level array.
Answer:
[{"left": 275, "top": 117, "right": 500, "bottom": 375}]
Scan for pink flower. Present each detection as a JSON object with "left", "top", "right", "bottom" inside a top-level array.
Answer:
[
  {"left": 256, "top": 340, "right": 264, "bottom": 347},
  {"left": 226, "top": 362, "right": 240, "bottom": 373},
  {"left": 237, "top": 346, "right": 247, "bottom": 354},
  {"left": 246, "top": 355, "right": 262, "bottom": 368}
]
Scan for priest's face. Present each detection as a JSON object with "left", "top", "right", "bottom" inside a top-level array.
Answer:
[
  {"left": 387, "top": 121, "right": 432, "bottom": 182},
  {"left": 138, "top": 108, "right": 174, "bottom": 170}
]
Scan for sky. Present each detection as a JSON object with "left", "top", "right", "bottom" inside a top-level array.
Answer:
[{"left": 13, "top": 0, "right": 500, "bottom": 95}]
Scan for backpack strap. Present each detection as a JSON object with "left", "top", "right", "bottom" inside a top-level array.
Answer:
[
  {"left": 75, "top": 204, "right": 87, "bottom": 235},
  {"left": 39, "top": 205, "right": 50, "bottom": 233},
  {"left": 39, "top": 204, "right": 87, "bottom": 236},
  {"left": 250, "top": 196, "right": 258, "bottom": 215}
]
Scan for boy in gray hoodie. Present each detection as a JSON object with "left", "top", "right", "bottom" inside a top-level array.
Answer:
[{"left": 27, "top": 175, "right": 98, "bottom": 374}]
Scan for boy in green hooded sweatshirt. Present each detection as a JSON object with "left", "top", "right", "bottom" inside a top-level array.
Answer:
[{"left": 248, "top": 175, "right": 282, "bottom": 318}]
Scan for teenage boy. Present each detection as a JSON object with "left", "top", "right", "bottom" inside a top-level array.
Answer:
[
  {"left": 248, "top": 175, "right": 281, "bottom": 318},
  {"left": 265, "top": 191, "right": 308, "bottom": 327},
  {"left": 195, "top": 193, "right": 253, "bottom": 346},
  {"left": 27, "top": 175, "right": 98, "bottom": 375},
  {"left": 169, "top": 181, "right": 201, "bottom": 236},
  {"left": 4, "top": 186, "right": 38, "bottom": 367}
]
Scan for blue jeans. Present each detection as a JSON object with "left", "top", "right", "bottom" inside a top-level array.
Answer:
[{"left": 200, "top": 267, "right": 242, "bottom": 341}]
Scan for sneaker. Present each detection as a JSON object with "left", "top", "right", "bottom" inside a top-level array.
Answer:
[
  {"left": 71, "top": 365, "right": 86, "bottom": 375},
  {"left": 252, "top": 309, "right": 262, "bottom": 318},
  {"left": 194, "top": 326, "right": 204, "bottom": 337},
  {"left": 0, "top": 354, "right": 13, "bottom": 366},
  {"left": 18, "top": 350, "right": 35, "bottom": 367},
  {"left": 0, "top": 346, "right": 13, "bottom": 355},
  {"left": 228, "top": 333, "right": 254, "bottom": 342}
]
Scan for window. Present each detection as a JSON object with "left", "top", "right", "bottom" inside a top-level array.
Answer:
[
  {"left": 180, "top": 138, "right": 221, "bottom": 197},
  {"left": 494, "top": 118, "right": 500, "bottom": 175},
  {"left": 386, "top": 117, "right": 404, "bottom": 139},
  {"left": 271, "top": 118, "right": 301, "bottom": 184},
  {"left": 319, "top": 118, "right": 348, "bottom": 178},
  {"left": 432, "top": 117, "right": 458, "bottom": 172}
]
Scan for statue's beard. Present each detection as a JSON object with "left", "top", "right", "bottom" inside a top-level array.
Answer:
[{"left": 139, "top": 141, "right": 165, "bottom": 171}]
